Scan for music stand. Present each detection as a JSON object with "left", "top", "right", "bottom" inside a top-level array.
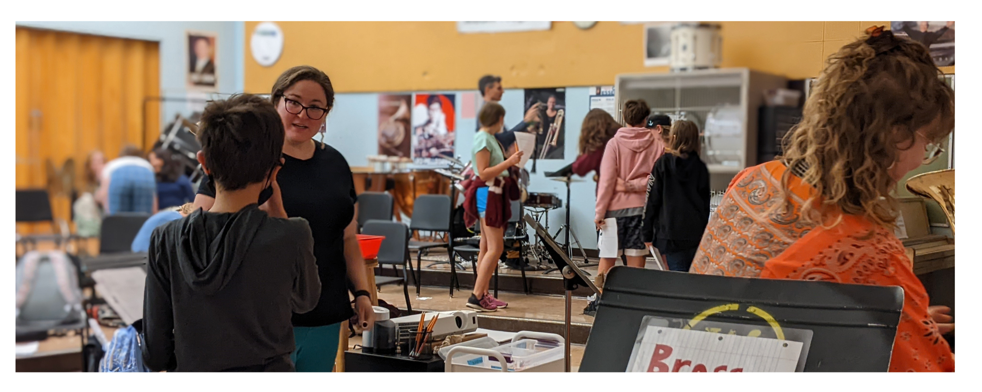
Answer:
[
  {"left": 525, "top": 214, "right": 600, "bottom": 372},
  {"left": 542, "top": 163, "right": 591, "bottom": 274},
  {"left": 429, "top": 168, "right": 468, "bottom": 280},
  {"left": 580, "top": 267, "right": 904, "bottom": 372}
]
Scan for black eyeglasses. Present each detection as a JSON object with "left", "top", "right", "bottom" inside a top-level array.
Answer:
[{"left": 282, "top": 98, "right": 328, "bottom": 120}]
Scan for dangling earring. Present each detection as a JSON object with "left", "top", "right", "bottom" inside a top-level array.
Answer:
[
  {"left": 887, "top": 161, "right": 896, "bottom": 170},
  {"left": 319, "top": 122, "right": 327, "bottom": 149}
]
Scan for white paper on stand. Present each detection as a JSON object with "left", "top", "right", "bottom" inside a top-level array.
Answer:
[
  {"left": 648, "top": 247, "right": 667, "bottom": 271},
  {"left": 598, "top": 218, "right": 619, "bottom": 258},
  {"left": 513, "top": 132, "right": 536, "bottom": 168},
  {"left": 627, "top": 326, "right": 803, "bottom": 372}
]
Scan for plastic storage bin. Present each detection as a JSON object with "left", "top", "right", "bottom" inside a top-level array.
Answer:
[{"left": 445, "top": 332, "right": 564, "bottom": 372}]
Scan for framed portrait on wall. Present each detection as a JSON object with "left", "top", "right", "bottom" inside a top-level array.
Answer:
[{"left": 187, "top": 30, "right": 218, "bottom": 90}]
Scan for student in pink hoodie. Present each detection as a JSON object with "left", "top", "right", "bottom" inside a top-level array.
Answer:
[{"left": 594, "top": 99, "right": 666, "bottom": 283}]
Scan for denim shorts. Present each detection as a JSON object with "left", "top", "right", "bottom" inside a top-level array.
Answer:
[{"left": 476, "top": 187, "right": 488, "bottom": 218}]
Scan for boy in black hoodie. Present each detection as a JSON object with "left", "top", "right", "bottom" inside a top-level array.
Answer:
[
  {"left": 641, "top": 120, "right": 711, "bottom": 272},
  {"left": 142, "top": 94, "right": 321, "bottom": 372}
]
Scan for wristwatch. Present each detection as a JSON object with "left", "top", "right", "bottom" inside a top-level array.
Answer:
[{"left": 354, "top": 290, "right": 371, "bottom": 300}]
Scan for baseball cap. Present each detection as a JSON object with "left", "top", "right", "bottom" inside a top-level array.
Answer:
[{"left": 646, "top": 114, "right": 672, "bottom": 129}]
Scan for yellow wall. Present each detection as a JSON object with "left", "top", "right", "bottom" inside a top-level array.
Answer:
[{"left": 243, "top": 21, "right": 953, "bottom": 94}]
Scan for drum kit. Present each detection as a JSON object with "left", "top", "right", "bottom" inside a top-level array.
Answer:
[{"left": 429, "top": 156, "right": 591, "bottom": 273}]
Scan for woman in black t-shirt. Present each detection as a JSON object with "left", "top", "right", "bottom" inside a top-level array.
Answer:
[{"left": 192, "top": 66, "right": 375, "bottom": 372}]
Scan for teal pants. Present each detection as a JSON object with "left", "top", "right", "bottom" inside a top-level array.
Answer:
[{"left": 292, "top": 323, "right": 342, "bottom": 372}]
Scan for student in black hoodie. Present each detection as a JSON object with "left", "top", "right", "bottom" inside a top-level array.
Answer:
[
  {"left": 641, "top": 120, "right": 710, "bottom": 272},
  {"left": 142, "top": 94, "right": 321, "bottom": 372}
]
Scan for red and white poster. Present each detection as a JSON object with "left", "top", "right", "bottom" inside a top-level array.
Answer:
[
  {"left": 411, "top": 94, "right": 455, "bottom": 165},
  {"left": 627, "top": 325, "right": 803, "bottom": 372}
]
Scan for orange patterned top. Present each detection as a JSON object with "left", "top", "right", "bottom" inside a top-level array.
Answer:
[
  {"left": 692, "top": 161, "right": 953, "bottom": 372},
  {"left": 690, "top": 161, "right": 818, "bottom": 277}
]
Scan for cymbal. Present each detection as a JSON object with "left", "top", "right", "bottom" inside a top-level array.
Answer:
[
  {"left": 433, "top": 169, "right": 465, "bottom": 181},
  {"left": 439, "top": 155, "right": 466, "bottom": 167},
  {"left": 549, "top": 176, "right": 585, "bottom": 183}
]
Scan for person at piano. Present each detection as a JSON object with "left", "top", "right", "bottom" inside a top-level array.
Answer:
[{"left": 688, "top": 27, "right": 954, "bottom": 371}]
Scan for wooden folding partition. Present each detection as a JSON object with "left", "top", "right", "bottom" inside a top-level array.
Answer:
[{"left": 16, "top": 27, "right": 160, "bottom": 234}]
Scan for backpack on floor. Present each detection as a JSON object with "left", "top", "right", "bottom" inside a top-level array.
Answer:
[{"left": 15, "top": 251, "right": 84, "bottom": 330}]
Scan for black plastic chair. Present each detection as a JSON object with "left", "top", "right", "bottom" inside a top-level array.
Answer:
[
  {"left": 99, "top": 213, "right": 152, "bottom": 254},
  {"left": 362, "top": 220, "right": 413, "bottom": 312},
  {"left": 357, "top": 192, "right": 394, "bottom": 231},
  {"left": 16, "top": 189, "right": 70, "bottom": 253},
  {"left": 407, "top": 195, "right": 454, "bottom": 296}
]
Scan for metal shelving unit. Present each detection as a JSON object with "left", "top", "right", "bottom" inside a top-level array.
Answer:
[{"left": 615, "top": 68, "right": 787, "bottom": 190}]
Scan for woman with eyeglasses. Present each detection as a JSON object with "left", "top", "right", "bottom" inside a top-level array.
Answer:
[
  {"left": 192, "top": 65, "right": 375, "bottom": 372},
  {"left": 689, "top": 28, "right": 954, "bottom": 371}
]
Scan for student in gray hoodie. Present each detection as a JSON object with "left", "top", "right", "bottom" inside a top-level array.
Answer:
[{"left": 142, "top": 94, "right": 321, "bottom": 372}]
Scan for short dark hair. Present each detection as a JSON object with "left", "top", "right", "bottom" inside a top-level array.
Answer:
[
  {"left": 478, "top": 102, "right": 506, "bottom": 128},
  {"left": 622, "top": 99, "right": 651, "bottom": 127},
  {"left": 198, "top": 94, "right": 284, "bottom": 191},
  {"left": 270, "top": 65, "right": 335, "bottom": 113},
  {"left": 427, "top": 95, "right": 442, "bottom": 107},
  {"left": 119, "top": 144, "right": 143, "bottom": 158},
  {"left": 478, "top": 75, "right": 501, "bottom": 97},
  {"left": 151, "top": 148, "right": 184, "bottom": 183},
  {"left": 645, "top": 113, "right": 672, "bottom": 129}
]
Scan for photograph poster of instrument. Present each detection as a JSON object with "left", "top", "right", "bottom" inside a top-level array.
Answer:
[
  {"left": 524, "top": 88, "right": 566, "bottom": 160},
  {"left": 412, "top": 93, "right": 456, "bottom": 165},
  {"left": 377, "top": 94, "right": 413, "bottom": 158}
]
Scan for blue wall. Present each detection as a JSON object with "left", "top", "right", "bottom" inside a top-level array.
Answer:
[
  {"left": 16, "top": 21, "right": 245, "bottom": 128},
  {"left": 326, "top": 87, "right": 602, "bottom": 249}
]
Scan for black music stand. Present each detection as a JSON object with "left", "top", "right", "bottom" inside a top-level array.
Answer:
[
  {"left": 580, "top": 267, "right": 904, "bottom": 372},
  {"left": 525, "top": 214, "right": 600, "bottom": 372},
  {"left": 542, "top": 163, "right": 590, "bottom": 275}
]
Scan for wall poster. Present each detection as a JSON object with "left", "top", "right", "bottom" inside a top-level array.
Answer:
[
  {"left": 523, "top": 88, "right": 566, "bottom": 160},
  {"left": 378, "top": 94, "right": 412, "bottom": 158},
  {"left": 187, "top": 30, "right": 218, "bottom": 90},
  {"left": 412, "top": 94, "right": 455, "bottom": 165}
]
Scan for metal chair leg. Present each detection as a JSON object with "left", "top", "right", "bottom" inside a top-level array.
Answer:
[
  {"left": 449, "top": 252, "right": 457, "bottom": 297},
  {"left": 494, "top": 264, "right": 499, "bottom": 298},
  {"left": 405, "top": 253, "right": 418, "bottom": 289},
  {"left": 402, "top": 270, "right": 413, "bottom": 313},
  {"left": 415, "top": 251, "right": 423, "bottom": 296}
]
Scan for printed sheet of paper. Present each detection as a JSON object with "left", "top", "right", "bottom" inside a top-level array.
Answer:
[
  {"left": 597, "top": 217, "right": 619, "bottom": 258},
  {"left": 648, "top": 247, "right": 667, "bottom": 271},
  {"left": 514, "top": 131, "right": 536, "bottom": 168},
  {"left": 589, "top": 86, "right": 617, "bottom": 119},
  {"left": 627, "top": 326, "right": 803, "bottom": 372},
  {"left": 894, "top": 213, "right": 909, "bottom": 239}
]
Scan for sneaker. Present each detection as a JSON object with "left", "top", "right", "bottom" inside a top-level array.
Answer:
[
  {"left": 466, "top": 294, "right": 497, "bottom": 312},
  {"left": 583, "top": 298, "right": 599, "bottom": 317},
  {"left": 485, "top": 293, "right": 508, "bottom": 309}
]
